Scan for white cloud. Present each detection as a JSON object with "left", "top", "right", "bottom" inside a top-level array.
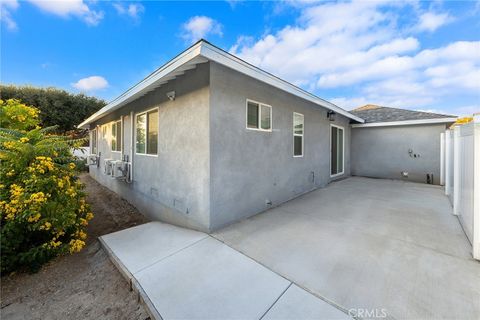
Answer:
[
  {"left": 230, "top": 1, "right": 479, "bottom": 113},
  {"left": 27, "top": 0, "right": 104, "bottom": 26},
  {"left": 181, "top": 16, "right": 222, "bottom": 44},
  {"left": 1, "top": 0, "right": 19, "bottom": 31},
  {"left": 113, "top": 2, "right": 144, "bottom": 22},
  {"left": 416, "top": 12, "right": 452, "bottom": 32},
  {"left": 72, "top": 76, "right": 108, "bottom": 91}
]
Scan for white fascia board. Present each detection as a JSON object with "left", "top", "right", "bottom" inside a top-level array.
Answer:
[
  {"left": 351, "top": 117, "right": 458, "bottom": 128},
  {"left": 78, "top": 41, "right": 364, "bottom": 129},
  {"left": 199, "top": 43, "right": 364, "bottom": 123},
  {"left": 78, "top": 43, "right": 203, "bottom": 129}
]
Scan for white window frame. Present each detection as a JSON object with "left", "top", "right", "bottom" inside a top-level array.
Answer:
[
  {"left": 330, "top": 124, "right": 345, "bottom": 177},
  {"left": 293, "top": 112, "right": 304, "bottom": 158},
  {"left": 90, "top": 128, "right": 97, "bottom": 155},
  {"left": 135, "top": 107, "right": 159, "bottom": 157},
  {"left": 245, "top": 99, "right": 272, "bottom": 132},
  {"left": 111, "top": 120, "right": 122, "bottom": 153}
]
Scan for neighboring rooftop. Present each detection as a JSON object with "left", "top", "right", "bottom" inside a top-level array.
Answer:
[{"left": 350, "top": 104, "right": 457, "bottom": 124}]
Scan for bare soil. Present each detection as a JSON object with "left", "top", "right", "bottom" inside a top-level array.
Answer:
[{"left": 1, "top": 173, "right": 150, "bottom": 320}]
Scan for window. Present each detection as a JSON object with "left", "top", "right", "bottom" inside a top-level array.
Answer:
[
  {"left": 246, "top": 100, "right": 272, "bottom": 131},
  {"left": 111, "top": 120, "right": 122, "bottom": 152},
  {"left": 330, "top": 125, "right": 344, "bottom": 176},
  {"left": 293, "top": 112, "right": 304, "bottom": 157},
  {"left": 136, "top": 109, "right": 158, "bottom": 155},
  {"left": 91, "top": 129, "right": 97, "bottom": 154},
  {"left": 102, "top": 125, "right": 107, "bottom": 138}
]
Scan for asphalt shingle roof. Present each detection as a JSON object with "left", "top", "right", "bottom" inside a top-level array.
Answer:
[{"left": 350, "top": 104, "right": 456, "bottom": 123}]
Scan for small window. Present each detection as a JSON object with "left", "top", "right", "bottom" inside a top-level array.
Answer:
[
  {"left": 102, "top": 125, "right": 107, "bottom": 138},
  {"left": 136, "top": 109, "right": 158, "bottom": 155},
  {"left": 331, "top": 125, "right": 344, "bottom": 176},
  {"left": 91, "top": 129, "right": 97, "bottom": 154},
  {"left": 293, "top": 113, "right": 304, "bottom": 157},
  {"left": 111, "top": 120, "right": 122, "bottom": 152},
  {"left": 246, "top": 100, "right": 272, "bottom": 131}
]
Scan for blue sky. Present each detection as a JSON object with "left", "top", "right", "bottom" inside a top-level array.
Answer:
[{"left": 1, "top": 0, "right": 479, "bottom": 116}]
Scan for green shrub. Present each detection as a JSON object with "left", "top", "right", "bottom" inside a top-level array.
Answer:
[{"left": 0, "top": 99, "right": 93, "bottom": 273}]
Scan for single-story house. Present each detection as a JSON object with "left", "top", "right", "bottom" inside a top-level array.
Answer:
[
  {"left": 350, "top": 105, "right": 457, "bottom": 184},
  {"left": 78, "top": 40, "right": 456, "bottom": 232}
]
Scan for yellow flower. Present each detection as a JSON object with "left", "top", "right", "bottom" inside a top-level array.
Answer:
[
  {"left": 85, "top": 212, "right": 94, "bottom": 221},
  {"left": 50, "top": 240, "right": 62, "bottom": 248},
  {"left": 68, "top": 163, "right": 76, "bottom": 170},
  {"left": 79, "top": 218, "right": 88, "bottom": 226},
  {"left": 30, "top": 192, "right": 47, "bottom": 203},
  {"left": 40, "top": 221, "right": 52, "bottom": 230},
  {"left": 68, "top": 239, "right": 85, "bottom": 253},
  {"left": 3, "top": 141, "right": 16, "bottom": 149},
  {"left": 57, "top": 180, "right": 64, "bottom": 188},
  {"left": 27, "top": 213, "right": 41, "bottom": 223},
  {"left": 19, "top": 137, "right": 29, "bottom": 143},
  {"left": 76, "top": 230, "right": 87, "bottom": 240}
]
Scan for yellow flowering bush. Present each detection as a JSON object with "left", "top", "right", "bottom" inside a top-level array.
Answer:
[
  {"left": 0, "top": 101, "right": 93, "bottom": 273},
  {"left": 0, "top": 99, "right": 39, "bottom": 131}
]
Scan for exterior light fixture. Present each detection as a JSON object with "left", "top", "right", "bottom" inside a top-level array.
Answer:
[
  {"left": 327, "top": 110, "right": 336, "bottom": 121},
  {"left": 166, "top": 91, "right": 175, "bottom": 101}
]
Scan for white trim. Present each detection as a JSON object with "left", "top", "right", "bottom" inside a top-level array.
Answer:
[
  {"left": 135, "top": 107, "right": 159, "bottom": 156},
  {"left": 440, "top": 132, "right": 445, "bottom": 186},
  {"left": 445, "top": 129, "right": 452, "bottom": 196},
  {"left": 245, "top": 99, "right": 272, "bottom": 132},
  {"left": 453, "top": 126, "right": 460, "bottom": 215},
  {"left": 473, "top": 114, "right": 480, "bottom": 259},
  {"left": 293, "top": 112, "right": 304, "bottom": 158},
  {"left": 111, "top": 119, "right": 122, "bottom": 153},
  {"left": 78, "top": 41, "right": 362, "bottom": 129},
  {"left": 330, "top": 124, "right": 345, "bottom": 177},
  {"left": 199, "top": 42, "right": 364, "bottom": 123},
  {"left": 351, "top": 117, "right": 457, "bottom": 128},
  {"left": 90, "top": 128, "right": 98, "bottom": 155}
]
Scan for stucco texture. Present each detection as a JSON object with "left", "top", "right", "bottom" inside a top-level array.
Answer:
[
  {"left": 89, "top": 63, "right": 211, "bottom": 231},
  {"left": 351, "top": 124, "right": 446, "bottom": 184},
  {"left": 209, "top": 62, "right": 351, "bottom": 230}
]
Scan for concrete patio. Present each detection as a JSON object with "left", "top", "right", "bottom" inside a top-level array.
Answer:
[
  {"left": 213, "top": 177, "right": 480, "bottom": 319},
  {"left": 100, "top": 222, "right": 349, "bottom": 320},
  {"left": 100, "top": 177, "right": 479, "bottom": 319}
]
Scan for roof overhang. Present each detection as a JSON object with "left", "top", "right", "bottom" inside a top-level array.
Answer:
[
  {"left": 351, "top": 117, "right": 458, "bottom": 128},
  {"left": 78, "top": 40, "right": 364, "bottom": 129}
]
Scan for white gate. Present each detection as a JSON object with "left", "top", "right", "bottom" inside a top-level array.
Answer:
[{"left": 444, "top": 115, "right": 480, "bottom": 260}]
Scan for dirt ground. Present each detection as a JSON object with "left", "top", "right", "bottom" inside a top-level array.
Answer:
[{"left": 1, "top": 173, "right": 150, "bottom": 320}]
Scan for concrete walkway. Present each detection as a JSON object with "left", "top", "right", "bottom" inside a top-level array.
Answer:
[
  {"left": 213, "top": 177, "right": 480, "bottom": 320},
  {"left": 100, "top": 222, "right": 350, "bottom": 320}
]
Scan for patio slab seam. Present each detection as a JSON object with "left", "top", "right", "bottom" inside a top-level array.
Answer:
[{"left": 132, "top": 235, "right": 210, "bottom": 275}]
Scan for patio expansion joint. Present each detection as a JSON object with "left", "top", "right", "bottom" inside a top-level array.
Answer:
[
  {"left": 259, "top": 282, "right": 292, "bottom": 320},
  {"left": 132, "top": 235, "right": 210, "bottom": 276},
  {"left": 208, "top": 234, "right": 352, "bottom": 317}
]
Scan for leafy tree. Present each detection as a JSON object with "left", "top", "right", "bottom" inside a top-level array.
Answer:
[{"left": 0, "top": 85, "right": 105, "bottom": 133}]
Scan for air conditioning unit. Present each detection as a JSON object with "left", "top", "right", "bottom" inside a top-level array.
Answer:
[
  {"left": 103, "top": 159, "right": 114, "bottom": 175},
  {"left": 87, "top": 155, "right": 99, "bottom": 166},
  {"left": 111, "top": 160, "right": 128, "bottom": 179}
]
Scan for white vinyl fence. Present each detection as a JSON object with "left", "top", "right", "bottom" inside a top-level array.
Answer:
[{"left": 444, "top": 115, "right": 480, "bottom": 260}]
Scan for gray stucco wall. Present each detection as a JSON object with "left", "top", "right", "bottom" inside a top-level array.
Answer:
[
  {"left": 351, "top": 124, "right": 446, "bottom": 184},
  {"left": 89, "top": 63, "right": 211, "bottom": 231},
  {"left": 209, "top": 62, "right": 351, "bottom": 230}
]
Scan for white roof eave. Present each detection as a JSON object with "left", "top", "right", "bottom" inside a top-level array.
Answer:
[
  {"left": 351, "top": 117, "right": 458, "bottom": 128},
  {"left": 78, "top": 41, "right": 363, "bottom": 129}
]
